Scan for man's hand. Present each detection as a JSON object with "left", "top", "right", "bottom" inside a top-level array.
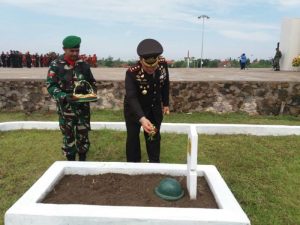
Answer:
[
  {"left": 139, "top": 117, "right": 153, "bottom": 134},
  {"left": 65, "top": 94, "right": 77, "bottom": 103},
  {"left": 163, "top": 106, "right": 170, "bottom": 115}
]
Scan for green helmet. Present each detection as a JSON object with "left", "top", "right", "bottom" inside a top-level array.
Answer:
[{"left": 154, "top": 177, "right": 184, "bottom": 201}]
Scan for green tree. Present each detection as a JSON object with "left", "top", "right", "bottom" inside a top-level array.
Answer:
[
  {"left": 207, "top": 59, "right": 220, "bottom": 68},
  {"left": 172, "top": 60, "right": 187, "bottom": 68},
  {"left": 104, "top": 56, "right": 114, "bottom": 67}
]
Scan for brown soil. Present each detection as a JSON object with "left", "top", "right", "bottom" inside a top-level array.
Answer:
[{"left": 42, "top": 173, "right": 218, "bottom": 208}]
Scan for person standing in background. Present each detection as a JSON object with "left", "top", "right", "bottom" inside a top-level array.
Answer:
[{"left": 239, "top": 53, "right": 247, "bottom": 70}]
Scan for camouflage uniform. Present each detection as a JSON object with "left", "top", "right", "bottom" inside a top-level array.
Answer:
[
  {"left": 273, "top": 48, "right": 282, "bottom": 71},
  {"left": 46, "top": 55, "right": 97, "bottom": 160}
]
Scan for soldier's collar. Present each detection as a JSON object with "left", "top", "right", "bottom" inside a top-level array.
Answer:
[
  {"left": 64, "top": 55, "right": 76, "bottom": 67},
  {"left": 60, "top": 55, "right": 83, "bottom": 65},
  {"left": 141, "top": 57, "right": 159, "bottom": 68},
  {"left": 76, "top": 59, "right": 83, "bottom": 63}
]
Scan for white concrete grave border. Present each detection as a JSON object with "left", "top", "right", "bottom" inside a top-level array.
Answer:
[
  {"left": 5, "top": 162, "right": 251, "bottom": 225},
  {"left": 1, "top": 121, "right": 300, "bottom": 136}
]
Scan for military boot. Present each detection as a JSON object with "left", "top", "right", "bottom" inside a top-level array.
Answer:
[
  {"left": 79, "top": 153, "right": 86, "bottom": 161},
  {"left": 66, "top": 154, "right": 76, "bottom": 161}
]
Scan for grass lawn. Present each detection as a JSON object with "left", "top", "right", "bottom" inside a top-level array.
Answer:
[
  {"left": 0, "top": 110, "right": 300, "bottom": 225},
  {"left": 0, "top": 109, "right": 300, "bottom": 125}
]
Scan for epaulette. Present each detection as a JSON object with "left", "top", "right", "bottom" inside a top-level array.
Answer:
[
  {"left": 57, "top": 58, "right": 65, "bottom": 64},
  {"left": 159, "top": 56, "right": 166, "bottom": 63},
  {"left": 50, "top": 59, "right": 59, "bottom": 67},
  {"left": 128, "top": 64, "right": 141, "bottom": 73}
]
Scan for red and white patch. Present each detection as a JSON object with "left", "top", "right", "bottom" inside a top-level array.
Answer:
[{"left": 47, "top": 71, "right": 56, "bottom": 77}]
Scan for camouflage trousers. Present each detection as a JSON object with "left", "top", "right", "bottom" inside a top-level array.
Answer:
[
  {"left": 273, "top": 58, "right": 280, "bottom": 71},
  {"left": 59, "top": 115, "right": 90, "bottom": 158}
]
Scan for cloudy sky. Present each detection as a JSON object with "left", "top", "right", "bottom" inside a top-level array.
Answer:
[{"left": 0, "top": 0, "right": 299, "bottom": 60}]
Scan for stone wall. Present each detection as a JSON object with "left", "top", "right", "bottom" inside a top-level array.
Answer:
[{"left": 0, "top": 80, "right": 299, "bottom": 115}]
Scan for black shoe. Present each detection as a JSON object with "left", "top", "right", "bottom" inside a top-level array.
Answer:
[
  {"left": 66, "top": 154, "right": 76, "bottom": 161},
  {"left": 79, "top": 153, "right": 86, "bottom": 161}
]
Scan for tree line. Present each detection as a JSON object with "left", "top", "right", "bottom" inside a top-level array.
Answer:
[{"left": 97, "top": 57, "right": 273, "bottom": 68}]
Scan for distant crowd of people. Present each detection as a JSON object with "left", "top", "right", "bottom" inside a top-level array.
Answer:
[
  {"left": 80, "top": 54, "right": 98, "bottom": 67},
  {"left": 0, "top": 51, "right": 98, "bottom": 68},
  {"left": 0, "top": 51, "right": 59, "bottom": 68}
]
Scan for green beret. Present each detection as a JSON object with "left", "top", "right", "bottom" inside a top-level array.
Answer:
[{"left": 62, "top": 35, "right": 81, "bottom": 48}]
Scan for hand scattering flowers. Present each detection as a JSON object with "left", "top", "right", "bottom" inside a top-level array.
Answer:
[{"left": 148, "top": 125, "right": 158, "bottom": 141}]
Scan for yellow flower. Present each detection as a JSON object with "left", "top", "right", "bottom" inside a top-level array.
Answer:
[
  {"left": 148, "top": 125, "right": 158, "bottom": 141},
  {"left": 292, "top": 55, "right": 300, "bottom": 67}
]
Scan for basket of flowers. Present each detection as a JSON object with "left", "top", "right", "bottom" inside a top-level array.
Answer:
[{"left": 72, "top": 80, "right": 98, "bottom": 102}]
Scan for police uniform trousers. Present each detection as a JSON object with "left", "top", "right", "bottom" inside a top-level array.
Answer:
[{"left": 124, "top": 107, "right": 163, "bottom": 163}]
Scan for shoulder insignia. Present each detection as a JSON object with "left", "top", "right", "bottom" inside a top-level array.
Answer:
[
  {"left": 56, "top": 57, "right": 64, "bottom": 63},
  {"left": 47, "top": 70, "right": 56, "bottom": 77},
  {"left": 49, "top": 59, "right": 59, "bottom": 67},
  {"left": 128, "top": 64, "right": 141, "bottom": 73}
]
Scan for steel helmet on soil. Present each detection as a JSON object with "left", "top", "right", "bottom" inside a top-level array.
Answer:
[{"left": 154, "top": 177, "right": 184, "bottom": 201}]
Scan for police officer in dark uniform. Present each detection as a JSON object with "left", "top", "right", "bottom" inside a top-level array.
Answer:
[{"left": 124, "top": 39, "right": 170, "bottom": 163}]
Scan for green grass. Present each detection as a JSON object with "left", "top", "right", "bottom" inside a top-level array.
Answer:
[
  {"left": 0, "top": 109, "right": 300, "bottom": 125},
  {"left": 0, "top": 110, "right": 300, "bottom": 225},
  {"left": 0, "top": 130, "right": 299, "bottom": 225},
  {"left": 200, "top": 135, "right": 300, "bottom": 225}
]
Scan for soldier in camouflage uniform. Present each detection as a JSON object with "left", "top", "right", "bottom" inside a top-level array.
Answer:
[
  {"left": 46, "top": 35, "right": 97, "bottom": 161},
  {"left": 273, "top": 47, "right": 282, "bottom": 71}
]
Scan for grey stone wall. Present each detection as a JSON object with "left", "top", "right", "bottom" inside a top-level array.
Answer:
[{"left": 0, "top": 80, "right": 299, "bottom": 115}]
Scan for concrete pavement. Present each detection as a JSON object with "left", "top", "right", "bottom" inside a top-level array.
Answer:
[{"left": 0, "top": 67, "right": 300, "bottom": 82}]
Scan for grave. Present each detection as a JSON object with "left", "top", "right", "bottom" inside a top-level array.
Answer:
[{"left": 5, "top": 124, "right": 250, "bottom": 225}]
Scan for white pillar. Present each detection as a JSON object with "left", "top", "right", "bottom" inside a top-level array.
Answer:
[
  {"left": 186, "top": 125, "right": 198, "bottom": 200},
  {"left": 280, "top": 18, "right": 300, "bottom": 71}
]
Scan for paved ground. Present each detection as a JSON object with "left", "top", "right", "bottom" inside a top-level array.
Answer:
[{"left": 0, "top": 67, "right": 300, "bottom": 82}]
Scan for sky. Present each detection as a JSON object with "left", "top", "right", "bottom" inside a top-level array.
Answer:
[{"left": 0, "top": 0, "right": 299, "bottom": 61}]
